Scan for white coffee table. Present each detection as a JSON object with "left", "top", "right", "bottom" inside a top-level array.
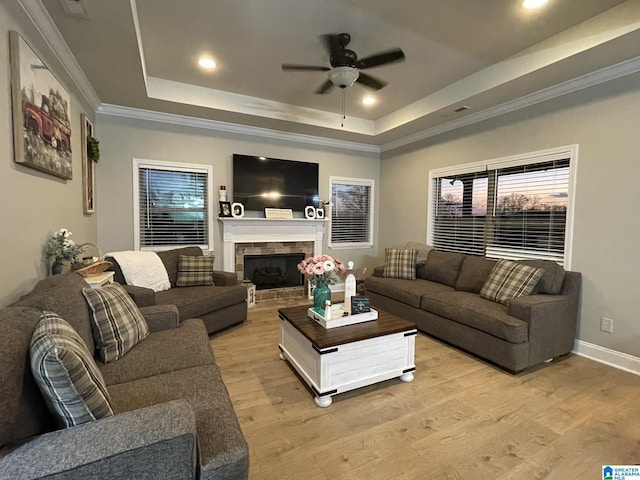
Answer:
[{"left": 278, "top": 305, "right": 417, "bottom": 407}]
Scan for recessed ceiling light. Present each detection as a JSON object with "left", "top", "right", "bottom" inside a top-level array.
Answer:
[
  {"left": 198, "top": 57, "right": 217, "bottom": 70},
  {"left": 522, "top": 0, "right": 548, "bottom": 9},
  {"left": 362, "top": 96, "right": 376, "bottom": 106}
]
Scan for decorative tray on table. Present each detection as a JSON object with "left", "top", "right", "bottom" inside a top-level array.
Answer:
[{"left": 307, "top": 303, "right": 378, "bottom": 329}]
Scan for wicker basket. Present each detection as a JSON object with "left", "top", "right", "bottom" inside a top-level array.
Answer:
[
  {"left": 75, "top": 260, "right": 113, "bottom": 277},
  {"left": 75, "top": 243, "right": 112, "bottom": 277}
]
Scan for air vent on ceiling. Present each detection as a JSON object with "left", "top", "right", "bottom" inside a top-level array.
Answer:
[{"left": 59, "top": 0, "right": 90, "bottom": 19}]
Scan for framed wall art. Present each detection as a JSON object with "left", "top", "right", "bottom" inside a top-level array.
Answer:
[
  {"left": 81, "top": 113, "right": 95, "bottom": 214},
  {"left": 9, "top": 31, "right": 73, "bottom": 179}
]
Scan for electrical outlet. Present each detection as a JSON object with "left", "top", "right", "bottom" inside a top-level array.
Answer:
[{"left": 601, "top": 317, "right": 614, "bottom": 333}]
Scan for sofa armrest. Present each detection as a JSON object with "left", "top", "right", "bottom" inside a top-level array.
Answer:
[
  {"left": 213, "top": 271, "right": 239, "bottom": 286},
  {"left": 508, "top": 271, "right": 581, "bottom": 365},
  {"left": 122, "top": 284, "right": 156, "bottom": 307},
  {"left": 0, "top": 400, "right": 196, "bottom": 480},
  {"left": 139, "top": 304, "right": 180, "bottom": 332}
]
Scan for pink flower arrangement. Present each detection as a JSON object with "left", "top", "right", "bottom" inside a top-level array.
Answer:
[{"left": 297, "top": 254, "right": 345, "bottom": 286}]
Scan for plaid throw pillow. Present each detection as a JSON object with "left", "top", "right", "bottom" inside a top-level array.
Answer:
[
  {"left": 383, "top": 248, "right": 418, "bottom": 280},
  {"left": 83, "top": 283, "right": 149, "bottom": 363},
  {"left": 176, "top": 255, "right": 215, "bottom": 287},
  {"left": 480, "top": 259, "right": 544, "bottom": 305},
  {"left": 30, "top": 311, "right": 114, "bottom": 428}
]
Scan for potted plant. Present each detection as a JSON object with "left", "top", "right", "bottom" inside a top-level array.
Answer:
[
  {"left": 87, "top": 136, "right": 100, "bottom": 162},
  {"left": 45, "top": 228, "right": 85, "bottom": 275}
]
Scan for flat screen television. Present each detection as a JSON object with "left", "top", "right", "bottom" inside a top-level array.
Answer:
[{"left": 233, "top": 154, "right": 319, "bottom": 212}]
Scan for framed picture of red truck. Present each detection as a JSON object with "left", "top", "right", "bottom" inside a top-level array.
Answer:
[{"left": 9, "top": 31, "right": 73, "bottom": 180}]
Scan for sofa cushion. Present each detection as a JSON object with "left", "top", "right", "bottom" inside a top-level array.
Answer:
[
  {"left": 405, "top": 241, "right": 433, "bottom": 264},
  {"left": 108, "top": 365, "right": 249, "bottom": 479},
  {"left": 517, "top": 259, "right": 566, "bottom": 294},
  {"left": 420, "top": 291, "right": 528, "bottom": 344},
  {"left": 419, "top": 250, "right": 465, "bottom": 287},
  {"left": 176, "top": 255, "right": 215, "bottom": 287},
  {"left": 157, "top": 246, "right": 204, "bottom": 287},
  {"left": 365, "top": 275, "right": 454, "bottom": 308},
  {"left": 455, "top": 256, "right": 497, "bottom": 294},
  {"left": 83, "top": 284, "right": 150, "bottom": 363},
  {"left": 0, "top": 306, "right": 53, "bottom": 449},
  {"left": 99, "top": 319, "right": 215, "bottom": 386},
  {"left": 480, "top": 259, "right": 544, "bottom": 305},
  {"left": 14, "top": 272, "right": 96, "bottom": 355},
  {"left": 30, "top": 312, "right": 114, "bottom": 428},
  {"left": 156, "top": 285, "right": 247, "bottom": 321},
  {"left": 383, "top": 248, "right": 418, "bottom": 280}
]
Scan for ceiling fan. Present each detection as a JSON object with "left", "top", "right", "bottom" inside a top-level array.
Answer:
[{"left": 282, "top": 33, "right": 405, "bottom": 94}]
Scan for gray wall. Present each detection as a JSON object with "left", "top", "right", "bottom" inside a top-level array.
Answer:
[
  {"left": 0, "top": 2, "right": 97, "bottom": 307},
  {"left": 380, "top": 72, "right": 640, "bottom": 357},
  {"left": 95, "top": 114, "right": 381, "bottom": 273}
]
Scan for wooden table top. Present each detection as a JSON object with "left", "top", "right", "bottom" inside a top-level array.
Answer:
[{"left": 278, "top": 305, "right": 417, "bottom": 350}]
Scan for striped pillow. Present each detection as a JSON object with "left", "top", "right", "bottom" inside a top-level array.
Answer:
[
  {"left": 480, "top": 259, "right": 544, "bottom": 305},
  {"left": 176, "top": 255, "right": 215, "bottom": 287},
  {"left": 383, "top": 248, "right": 418, "bottom": 280},
  {"left": 30, "top": 311, "right": 113, "bottom": 428},
  {"left": 83, "top": 283, "right": 149, "bottom": 363}
]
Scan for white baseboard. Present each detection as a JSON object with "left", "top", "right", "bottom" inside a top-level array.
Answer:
[{"left": 573, "top": 340, "right": 640, "bottom": 376}]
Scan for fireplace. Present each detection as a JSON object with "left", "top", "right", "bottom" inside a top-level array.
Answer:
[
  {"left": 244, "top": 253, "right": 305, "bottom": 290},
  {"left": 219, "top": 217, "right": 327, "bottom": 302}
]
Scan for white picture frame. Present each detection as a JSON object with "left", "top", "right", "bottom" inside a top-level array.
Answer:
[
  {"left": 315, "top": 208, "right": 325, "bottom": 219},
  {"left": 304, "top": 205, "right": 316, "bottom": 219},
  {"left": 231, "top": 202, "right": 245, "bottom": 218}
]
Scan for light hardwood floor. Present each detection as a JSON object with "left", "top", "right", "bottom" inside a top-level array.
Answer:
[{"left": 211, "top": 298, "right": 640, "bottom": 480}]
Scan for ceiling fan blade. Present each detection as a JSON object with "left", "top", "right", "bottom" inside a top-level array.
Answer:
[
  {"left": 314, "top": 79, "right": 334, "bottom": 94},
  {"left": 282, "top": 64, "right": 330, "bottom": 72},
  {"left": 356, "top": 72, "right": 387, "bottom": 90},
  {"left": 356, "top": 48, "right": 405, "bottom": 69}
]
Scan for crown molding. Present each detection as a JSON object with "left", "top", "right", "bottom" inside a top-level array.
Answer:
[
  {"left": 381, "top": 55, "right": 640, "bottom": 153},
  {"left": 17, "top": 0, "right": 101, "bottom": 110},
  {"left": 97, "top": 104, "right": 381, "bottom": 154}
]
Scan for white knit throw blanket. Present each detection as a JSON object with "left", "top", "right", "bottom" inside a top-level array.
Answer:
[{"left": 107, "top": 251, "right": 171, "bottom": 292}]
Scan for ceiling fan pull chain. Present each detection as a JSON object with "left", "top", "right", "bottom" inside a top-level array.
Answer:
[{"left": 341, "top": 89, "right": 346, "bottom": 128}]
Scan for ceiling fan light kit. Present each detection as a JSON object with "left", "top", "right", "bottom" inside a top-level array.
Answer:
[{"left": 329, "top": 67, "right": 359, "bottom": 89}]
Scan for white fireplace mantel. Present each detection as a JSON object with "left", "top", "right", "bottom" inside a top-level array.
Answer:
[{"left": 218, "top": 218, "right": 326, "bottom": 272}]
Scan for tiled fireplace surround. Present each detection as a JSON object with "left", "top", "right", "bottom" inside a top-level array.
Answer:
[{"left": 219, "top": 218, "right": 326, "bottom": 302}]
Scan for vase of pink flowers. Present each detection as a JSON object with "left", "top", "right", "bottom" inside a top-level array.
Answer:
[{"left": 297, "top": 255, "right": 346, "bottom": 310}]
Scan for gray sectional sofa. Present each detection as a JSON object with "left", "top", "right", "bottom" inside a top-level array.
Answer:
[
  {"left": 106, "top": 246, "right": 247, "bottom": 335},
  {"left": 0, "top": 272, "right": 249, "bottom": 479},
  {"left": 364, "top": 248, "right": 581, "bottom": 372}
]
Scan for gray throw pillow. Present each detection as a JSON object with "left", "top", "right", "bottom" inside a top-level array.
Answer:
[
  {"left": 421, "top": 250, "right": 466, "bottom": 287},
  {"left": 455, "top": 256, "right": 497, "bottom": 293},
  {"left": 30, "top": 311, "right": 114, "bottom": 428}
]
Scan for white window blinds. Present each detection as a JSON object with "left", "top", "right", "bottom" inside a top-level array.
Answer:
[
  {"left": 134, "top": 159, "right": 213, "bottom": 251},
  {"left": 429, "top": 147, "right": 575, "bottom": 266},
  {"left": 329, "top": 177, "right": 374, "bottom": 248}
]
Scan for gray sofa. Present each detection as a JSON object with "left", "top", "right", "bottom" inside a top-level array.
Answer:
[
  {"left": 364, "top": 249, "right": 581, "bottom": 373},
  {"left": 0, "top": 272, "right": 249, "bottom": 479},
  {"left": 106, "top": 247, "right": 247, "bottom": 335}
]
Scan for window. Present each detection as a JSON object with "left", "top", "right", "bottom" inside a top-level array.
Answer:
[
  {"left": 428, "top": 146, "right": 576, "bottom": 266},
  {"left": 133, "top": 159, "right": 213, "bottom": 251},
  {"left": 329, "top": 176, "right": 374, "bottom": 249}
]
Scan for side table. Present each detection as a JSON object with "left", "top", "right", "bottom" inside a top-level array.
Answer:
[{"left": 82, "top": 271, "right": 114, "bottom": 289}]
